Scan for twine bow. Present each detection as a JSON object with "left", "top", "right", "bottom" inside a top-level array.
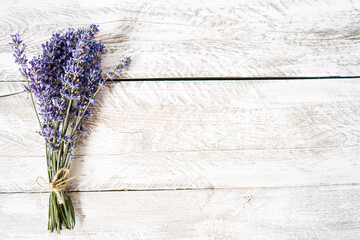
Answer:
[{"left": 36, "top": 168, "right": 86, "bottom": 204}]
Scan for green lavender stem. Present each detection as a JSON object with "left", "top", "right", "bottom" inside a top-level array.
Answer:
[
  {"left": 62, "top": 86, "right": 102, "bottom": 168},
  {"left": 27, "top": 84, "right": 43, "bottom": 131},
  {"left": 47, "top": 98, "right": 76, "bottom": 233}
]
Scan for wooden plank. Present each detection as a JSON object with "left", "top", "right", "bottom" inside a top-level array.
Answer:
[
  {"left": 0, "top": 80, "right": 359, "bottom": 192},
  {"left": 1, "top": 0, "right": 360, "bottom": 80},
  {"left": 1, "top": 185, "right": 359, "bottom": 239}
]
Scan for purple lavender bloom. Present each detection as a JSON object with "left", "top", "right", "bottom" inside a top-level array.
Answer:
[
  {"left": 10, "top": 25, "right": 131, "bottom": 153},
  {"left": 10, "top": 34, "right": 28, "bottom": 65}
]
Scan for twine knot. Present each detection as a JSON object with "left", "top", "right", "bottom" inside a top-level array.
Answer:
[{"left": 36, "top": 168, "right": 86, "bottom": 204}]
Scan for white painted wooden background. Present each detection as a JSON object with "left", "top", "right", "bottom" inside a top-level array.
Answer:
[{"left": 0, "top": 0, "right": 360, "bottom": 239}]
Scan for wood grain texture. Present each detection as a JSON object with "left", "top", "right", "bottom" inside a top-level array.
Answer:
[
  {"left": 1, "top": 185, "right": 360, "bottom": 239},
  {"left": 1, "top": 0, "right": 360, "bottom": 81},
  {"left": 1, "top": 80, "right": 359, "bottom": 192}
]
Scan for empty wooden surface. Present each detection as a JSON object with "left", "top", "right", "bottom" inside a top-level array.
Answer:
[
  {"left": 1, "top": 0, "right": 360, "bottom": 81},
  {"left": 1, "top": 0, "right": 360, "bottom": 239}
]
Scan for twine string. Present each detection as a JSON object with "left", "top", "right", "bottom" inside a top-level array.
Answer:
[{"left": 36, "top": 168, "right": 86, "bottom": 204}]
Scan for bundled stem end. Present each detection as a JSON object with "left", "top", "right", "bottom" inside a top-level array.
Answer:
[
  {"left": 48, "top": 191, "right": 76, "bottom": 233},
  {"left": 36, "top": 167, "right": 85, "bottom": 233}
]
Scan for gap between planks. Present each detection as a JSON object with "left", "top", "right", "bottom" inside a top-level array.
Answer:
[
  {"left": 1, "top": 183, "right": 359, "bottom": 195},
  {"left": 2, "top": 76, "right": 360, "bottom": 83},
  {"left": 1, "top": 76, "right": 359, "bottom": 98}
]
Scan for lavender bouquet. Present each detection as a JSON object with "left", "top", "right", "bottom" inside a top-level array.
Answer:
[{"left": 10, "top": 25, "right": 131, "bottom": 233}]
